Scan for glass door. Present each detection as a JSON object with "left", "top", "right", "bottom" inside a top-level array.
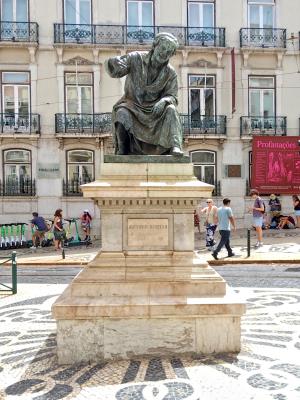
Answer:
[
  {"left": 2, "top": 85, "right": 30, "bottom": 131},
  {"left": 64, "top": 0, "right": 92, "bottom": 43},
  {"left": 249, "top": 1, "right": 275, "bottom": 46},
  {"left": 1, "top": 0, "right": 29, "bottom": 40},
  {"left": 188, "top": 1, "right": 214, "bottom": 46},
  {"left": 127, "top": 1, "right": 154, "bottom": 43},
  {"left": 189, "top": 75, "right": 215, "bottom": 129}
]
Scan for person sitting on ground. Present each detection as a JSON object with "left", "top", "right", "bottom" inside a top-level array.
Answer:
[
  {"left": 268, "top": 194, "right": 281, "bottom": 223},
  {"left": 269, "top": 215, "right": 280, "bottom": 229},
  {"left": 277, "top": 215, "right": 296, "bottom": 230},
  {"left": 30, "top": 212, "right": 49, "bottom": 249},
  {"left": 80, "top": 210, "right": 92, "bottom": 241}
]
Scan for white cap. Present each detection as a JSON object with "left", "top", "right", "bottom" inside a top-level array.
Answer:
[{"left": 83, "top": 209, "right": 89, "bottom": 213}]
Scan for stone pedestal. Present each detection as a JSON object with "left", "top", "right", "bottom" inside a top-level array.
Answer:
[{"left": 52, "top": 156, "right": 245, "bottom": 364}]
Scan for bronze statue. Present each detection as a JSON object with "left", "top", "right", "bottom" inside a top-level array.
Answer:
[{"left": 105, "top": 32, "right": 183, "bottom": 156}]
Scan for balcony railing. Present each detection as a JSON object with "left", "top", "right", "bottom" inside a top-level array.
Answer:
[
  {"left": 180, "top": 114, "right": 227, "bottom": 136},
  {"left": 0, "top": 114, "right": 40, "bottom": 134},
  {"left": 54, "top": 23, "right": 225, "bottom": 47},
  {"left": 55, "top": 113, "right": 112, "bottom": 134},
  {"left": 212, "top": 180, "right": 221, "bottom": 197},
  {"left": 240, "top": 116, "right": 287, "bottom": 136},
  {"left": 63, "top": 177, "right": 92, "bottom": 197},
  {"left": 0, "top": 178, "right": 36, "bottom": 196},
  {"left": 0, "top": 21, "right": 39, "bottom": 43},
  {"left": 240, "top": 28, "right": 286, "bottom": 48}
]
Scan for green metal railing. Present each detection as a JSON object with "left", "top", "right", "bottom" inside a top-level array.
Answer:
[{"left": 0, "top": 251, "right": 17, "bottom": 294}]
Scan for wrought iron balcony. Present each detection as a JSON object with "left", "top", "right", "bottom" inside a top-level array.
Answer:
[
  {"left": 55, "top": 113, "right": 112, "bottom": 134},
  {"left": 180, "top": 114, "right": 227, "bottom": 136},
  {"left": 0, "top": 114, "right": 40, "bottom": 134},
  {"left": 63, "top": 177, "right": 92, "bottom": 197},
  {"left": 240, "top": 28, "right": 286, "bottom": 48},
  {"left": 0, "top": 178, "right": 36, "bottom": 197},
  {"left": 0, "top": 21, "right": 38, "bottom": 43},
  {"left": 212, "top": 180, "right": 221, "bottom": 197},
  {"left": 240, "top": 116, "right": 287, "bottom": 137},
  {"left": 54, "top": 23, "right": 225, "bottom": 47}
]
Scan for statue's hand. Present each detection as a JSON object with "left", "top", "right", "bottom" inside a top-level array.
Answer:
[{"left": 153, "top": 99, "right": 167, "bottom": 117}]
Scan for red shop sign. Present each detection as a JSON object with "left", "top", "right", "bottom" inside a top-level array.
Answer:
[{"left": 251, "top": 136, "right": 300, "bottom": 194}]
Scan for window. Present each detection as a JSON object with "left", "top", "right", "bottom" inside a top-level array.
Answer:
[
  {"left": 2, "top": 72, "right": 30, "bottom": 116},
  {"left": 67, "top": 150, "right": 94, "bottom": 184},
  {"left": 188, "top": 1, "right": 215, "bottom": 45},
  {"left": 248, "top": 0, "right": 275, "bottom": 46},
  {"left": 188, "top": 1, "right": 214, "bottom": 27},
  {"left": 1, "top": 72, "right": 31, "bottom": 132},
  {"left": 190, "top": 150, "right": 216, "bottom": 185},
  {"left": 249, "top": 76, "right": 275, "bottom": 117},
  {"left": 127, "top": 0, "right": 154, "bottom": 43},
  {"left": 189, "top": 75, "right": 215, "bottom": 123},
  {"left": 1, "top": 0, "right": 28, "bottom": 21},
  {"left": 3, "top": 149, "right": 33, "bottom": 195},
  {"left": 64, "top": 0, "right": 91, "bottom": 24},
  {"left": 65, "top": 72, "right": 93, "bottom": 114}
]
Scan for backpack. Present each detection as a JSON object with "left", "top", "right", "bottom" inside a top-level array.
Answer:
[{"left": 262, "top": 201, "right": 266, "bottom": 214}]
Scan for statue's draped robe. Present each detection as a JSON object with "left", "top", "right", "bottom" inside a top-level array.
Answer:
[{"left": 106, "top": 51, "right": 183, "bottom": 155}]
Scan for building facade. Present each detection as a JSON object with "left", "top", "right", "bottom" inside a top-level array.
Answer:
[{"left": 0, "top": 0, "right": 299, "bottom": 233}]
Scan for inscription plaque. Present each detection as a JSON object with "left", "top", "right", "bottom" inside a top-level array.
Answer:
[{"left": 127, "top": 218, "right": 169, "bottom": 248}]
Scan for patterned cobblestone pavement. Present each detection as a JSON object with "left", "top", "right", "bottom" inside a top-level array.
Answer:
[{"left": 0, "top": 266, "right": 300, "bottom": 400}]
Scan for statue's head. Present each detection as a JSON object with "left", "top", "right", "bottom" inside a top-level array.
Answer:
[{"left": 151, "top": 32, "right": 179, "bottom": 65}]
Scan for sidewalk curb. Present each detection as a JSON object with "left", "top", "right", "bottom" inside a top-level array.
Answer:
[
  {"left": 2, "top": 258, "right": 300, "bottom": 267},
  {"left": 208, "top": 259, "right": 300, "bottom": 266}
]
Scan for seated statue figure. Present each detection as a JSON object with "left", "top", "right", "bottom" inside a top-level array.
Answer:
[{"left": 105, "top": 32, "right": 183, "bottom": 156}]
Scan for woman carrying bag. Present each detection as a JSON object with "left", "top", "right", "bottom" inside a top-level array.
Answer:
[{"left": 200, "top": 199, "right": 218, "bottom": 251}]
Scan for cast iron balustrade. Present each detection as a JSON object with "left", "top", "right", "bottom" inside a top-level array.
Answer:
[
  {"left": 240, "top": 116, "right": 287, "bottom": 137},
  {"left": 180, "top": 114, "right": 227, "bottom": 136},
  {"left": 0, "top": 114, "right": 40, "bottom": 134},
  {"left": 212, "top": 180, "right": 221, "bottom": 197},
  {"left": 0, "top": 178, "right": 36, "bottom": 196},
  {"left": 240, "top": 28, "right": 286, "bottom": 48},
  {"left": 54, "top": 23, "right": 225, "bottom": 47},
  {"left": 55, "top": 113, "right": 112, "bottom": 134},
  {"left": 63, "top": 177, "right": 92, "bottom": 197},
  {"left": 0, "top": 21, "right": 38, "bottom": 43}
]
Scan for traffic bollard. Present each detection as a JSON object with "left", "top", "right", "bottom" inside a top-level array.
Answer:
[{"left": 247, "top": 229, "right": 251, "bottom": 257}]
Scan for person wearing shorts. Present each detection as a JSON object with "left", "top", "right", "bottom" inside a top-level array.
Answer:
[
  {"left": 249, "top": 189, "right": 264, "bottom": 248},
  {"left": 30, "top": 212, "right": 48, "bottom": 249}
]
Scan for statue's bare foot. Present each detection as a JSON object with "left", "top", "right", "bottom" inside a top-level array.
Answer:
[{"left": 170, "top": 147, "right": 183, "bottom": 156}]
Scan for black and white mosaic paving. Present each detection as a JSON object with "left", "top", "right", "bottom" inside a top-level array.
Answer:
[{"left": 0, "top": 265, "right": 300, "bottom": 400}]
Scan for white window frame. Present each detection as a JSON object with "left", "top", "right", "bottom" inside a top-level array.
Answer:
[
  {"left": 188, "top": 1, "right": 215, "bottom": 28},
  {"left": 64, "top": 0, "right": 91, "bottom": 24},
  {"left": 1, "top": 72, "right": 30, "bottom": 116},
  {"left": 1, "top": 0, "right": 28, "bottom": 21},
  {"left": 189, "top": 75, "right": 216, "bottom": 118},
  {"left": 3, "top": 149, "right": 32, "bottom": 181},
  {"left": 248, "top": 0, "right": 275, "bottom": 29},
  {"left": 127, "top": 0, "right": 154, "bottom": 27},
  {"left": 249, "top": 76, "right": 275, "bottom": 117},
  {"left": 65, "top": 72, "right": 93, "bottom": 114},
  {"left": 190, "top": 150, "right": 216, "bottom": 184},
  {"left": 67, "top": 149, "right": 94, "bottom": 182}
]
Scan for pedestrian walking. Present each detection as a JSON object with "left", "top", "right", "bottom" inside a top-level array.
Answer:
[
  {"left": 249, "top": 189, "right": 264, "bottom": 247},
  {"left": 292, "top": 195, "right": 300, "bottom": 228},
  {"left": 212, "top": 198, "right": 236, "bottom": 260},
  {"left": 53, "top": 209, "right": 65, "bottom": 251},
  {"left": 80, "top": 209, "right": 92, "bottom": 241},
  {"left": 200, "top": 199, "right": 218, "bottom": 251}
]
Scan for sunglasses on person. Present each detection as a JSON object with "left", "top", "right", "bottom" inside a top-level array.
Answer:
[{"left": 207, "top": 201, "right": 212, "bottom": 204}]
